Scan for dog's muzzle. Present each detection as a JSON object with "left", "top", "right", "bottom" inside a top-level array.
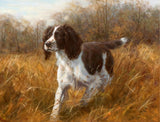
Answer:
[
  {"left": 45, "top": 41, "right": 52, "bottom": 47},
  {"left": 44, "top": 41, "right": 58, "bottom": 52}
]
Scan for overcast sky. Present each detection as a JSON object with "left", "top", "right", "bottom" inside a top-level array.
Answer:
[{"left": 0, "top": 0, "right": 159, "bottom": 25}]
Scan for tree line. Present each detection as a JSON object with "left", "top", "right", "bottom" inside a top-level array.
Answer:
[
  {"left": 0, "top": 14, "right": 46, "bottom": 53},
  {"left": 53, "top": 0, "right": 160, "bottom": 44},
  {"left": 0, "top": 0, "right": 159, "bottom": 53}
]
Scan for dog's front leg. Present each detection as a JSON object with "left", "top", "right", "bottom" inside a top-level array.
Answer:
[
  {"left": 50, "top": 86, "right": 63, "bottom": 119},
  {"left": 50, "top": 84, "right": 70, "bottom": 120},
  {"left": 50, "top": 65, "right": 65, "bottom": 118}
]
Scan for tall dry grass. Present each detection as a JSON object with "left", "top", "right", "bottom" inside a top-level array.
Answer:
[{"left": 0, "top": 43, "right": 159, "bottom": 122}]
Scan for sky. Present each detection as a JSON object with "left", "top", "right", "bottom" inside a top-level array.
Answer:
[{"left": 0, "top": 0, "right": 159, "bottom": 25}]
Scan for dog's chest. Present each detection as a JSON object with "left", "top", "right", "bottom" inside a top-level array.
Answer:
[
  {"left": 56, "top": 51, "right": 93, "bottom": 82},
  {"left": 72, "top": 55, "right": 92, "bottom": 82}
]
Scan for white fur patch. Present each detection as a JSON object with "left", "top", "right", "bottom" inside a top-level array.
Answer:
[
  {"left": 120, "top": 37, "right": 128, "bottom": 44},
  {"left": 44, "top": 44, "right": 48, "bottom": 51}
]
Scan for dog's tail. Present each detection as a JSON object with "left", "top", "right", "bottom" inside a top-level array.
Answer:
[{"left": 103, "top": 37, "right": 129, "bottom": 49}]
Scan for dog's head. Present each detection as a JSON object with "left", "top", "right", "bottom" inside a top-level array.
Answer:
[{"left": 43, "top": 24, "right": 83, "bottom": 60}]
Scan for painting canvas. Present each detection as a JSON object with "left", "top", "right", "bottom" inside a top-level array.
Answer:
[{"left": 0, "top": 0, "right": 159, "bottom": 121}]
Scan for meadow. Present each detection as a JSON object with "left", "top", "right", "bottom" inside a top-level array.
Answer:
[{"left": 0, "top": 43, "right": 159, "bottom": 122}]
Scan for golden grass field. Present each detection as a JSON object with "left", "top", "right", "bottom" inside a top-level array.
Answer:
[{"left": 0, "top": 43, "right": 159, "bottom": 122}]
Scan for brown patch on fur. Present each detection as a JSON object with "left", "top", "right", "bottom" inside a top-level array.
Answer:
[
  {"left": 82, "top": 42, "right": 114, "bottom": 75},
  {"left": 81, "top": 38, "right": 127, "bottom": 75},
  {"left": 53, "top": 26, "right": 65, "bottom": 50},
  {"left": 63, "top": 25, "right": 83, "bottom": 59},
  {"left": 102, "top": 40, "right": 123, "bottom": 49},
  {"left": 105, "top": 51, "right": 114, "bottom": 76},
  {"left": 42, "top": 26, "right": 55, "bottom": 60},
  {"left": 82, "top": 43, "right": 103, "bottom": 75}
]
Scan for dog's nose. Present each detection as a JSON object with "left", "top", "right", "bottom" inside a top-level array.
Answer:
[{"left": 45, "top": 42, "right": 52, "bottom": 47}]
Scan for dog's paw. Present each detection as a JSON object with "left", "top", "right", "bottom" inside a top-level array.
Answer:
[
  {"left": 50, "top": 115, "right": 59, "bottom": 122},
  {"left": 50, "top": 111, "right": 59, "bottom": 122}
]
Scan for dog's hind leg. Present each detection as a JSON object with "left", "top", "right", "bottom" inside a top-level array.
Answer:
[{"left": 80, "top": 84, "right": 99, "bottom": 106}]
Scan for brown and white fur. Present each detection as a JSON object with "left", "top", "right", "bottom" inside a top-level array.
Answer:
[{"left": 43, "top": 24, "right": 128, "bottom": 119}]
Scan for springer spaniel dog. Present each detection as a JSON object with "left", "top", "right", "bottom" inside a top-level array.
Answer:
[{"left": 43, "top": 25, "right": 128, "bottom": 119}]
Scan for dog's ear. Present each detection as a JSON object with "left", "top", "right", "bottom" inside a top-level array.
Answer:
[
  {"left": 42, "top": 26, "right": 54, "bottom": 60},
  {"left": 44, "top": 50, "right": 51, "bottom": 60},
  {"left": 63, "top": 24, "right": 83, "bottom": 59}
]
